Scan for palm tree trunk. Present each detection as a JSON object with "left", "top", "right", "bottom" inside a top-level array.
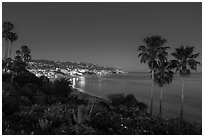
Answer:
[
  {"left": 6, "top": 39, "right": 9, "bottom": 58},
  {"left": 150, "top": 69, "right": 154, "bottom": 116},
  {"left": 4, "top": 39, "right": 9, "bottom": 72},
  {"left": 180, "top": 77, "right": 184, "bottom": 123},
  {"left": 159, "top": 87, "right": 163, "bottom": 119},
  {"left": 9, "top": 42, "right": 13, "bottom": 58},
  {"left": 4, "top": 39, "right": 8, "bottom": 59}
]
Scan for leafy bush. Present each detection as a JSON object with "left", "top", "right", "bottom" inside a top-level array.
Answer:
[
  {"left": 18, "top": 85, "right": 35, "bottom": 100},
  {"left": 20, "top": 95, "right": 32, "bottom": 106},
  {"left": 2, "top": 82, "right": 19, "bottom": 97},
  {"left": 33, "top": 90, "right": 48, "bottom": 105},
  {"left": 161, "top": 118, "right": 202, "bottom": 135},
  {"left": 2, "top": 82, "right": 21, "bottom": 116},
  {"left": 3, "top": 96, "right": 20, "bottom": 116},
  {"left": 71, "top": 105, "right": 96, "bottom": 134},
  {"left": 40, "top": 75, "right": 50, "bottom": 84},
  {"left": 107, "top": 93, "right": 125, "bottom": 106},
  {"left": 2, "top": 73, "right": 13, "bottom": 82},
  {"left": 43, "top": 103, "right": 75, "bottom": 129},
  {"left": 13, "top": 72, "right": 43, "bottom": 87},
  {"left": 52, "top": 77, "right": 72, "bottom": 97},
  {"left": 90, "top": 109, "right": 132, "bottom": 134},
  {"left": 38, "top": 118, "right": 53, "bottom": 134},
  {"left": 2, "top": 104, "right": 47, "bottom": 135},
  {"left": 107, "top": 93, "right": 147, "bottom": 114}
]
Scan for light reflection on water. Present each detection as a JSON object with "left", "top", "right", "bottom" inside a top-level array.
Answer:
[
  {"left": 78, "top": 76, "right": 86, "bottom": 91},
  {"left": 75, "top": 73, "right": 202, "bottom": 122},
  {"left": 71, "top": 77, "right": 77, "bottom": 88}
]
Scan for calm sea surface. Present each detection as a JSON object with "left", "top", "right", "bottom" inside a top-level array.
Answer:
[{"left": 75, "top": 72, "right": 202, "bottom": 122}]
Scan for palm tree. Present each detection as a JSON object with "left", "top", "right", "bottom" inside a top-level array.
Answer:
[
  {"left": 154, "top": 61, "right": 174, "bottom": 118},
  {"left": 138, "top": 35, "right": 169, "bottom": 115},
  {"left": 171, "top": 45, "right": 200, "bottom": 122},
  {"left": 2, "top": 22, "right": 14, "bottom": 59},
  {"left": 8, "top": 32, "right": 18, "bottom": 58}
]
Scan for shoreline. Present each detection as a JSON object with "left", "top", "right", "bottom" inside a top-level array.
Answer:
[
  {"left": 72, "top": 73, "right": 202, "bottom": 123},
  {"left": 71, "top": 87, "right": 109, "bottom": 102},
  {"left": 72, "top": 86, "right": 202, "bottom": 123}
]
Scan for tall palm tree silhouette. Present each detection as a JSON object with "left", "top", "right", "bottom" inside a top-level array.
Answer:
[
  {"left": 8, "top": 32, "right": 18, "bottom": 58},
  {"left": 3, "top": 21, "right": 14, "bottom": 59},
  {"left": 154, "top": 60, "right": 174, "bottom": 118},
  {"left": 171, "top": 45, "right": 200, "bottom": 122},
  {"left": 138, "top": 35, "right": 169, "bottom": 115}
]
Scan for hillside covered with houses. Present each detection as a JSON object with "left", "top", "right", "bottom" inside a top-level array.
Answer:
[{"left": 28, "top": 59, "right": 127, "bottom": 80}]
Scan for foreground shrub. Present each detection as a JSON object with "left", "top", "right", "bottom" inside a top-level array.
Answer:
[
  {"left": 13, "top": 72, "right": 43, "bottom": 87},
  {"left": 52, "top": 77, "right": 72, "bottom": 97},
  {"left": 18, "top": 85, "right": 35, "bottom": 100},
  {"left": 2, "top": 81, "right": 202, "bottom": 135},
  {"left": 2, "top": 104, "right": 47, "bottom": 135},
  {"left": 162, "top": 118, "right": 202, "bottom": 135},
  {"left": 39, "top": 75, "right": 50, "bottom": 84},
  {"left": 70, "top": 105, "right": 96, "bottom": 134},
  {"left": 2, "top": 73, "right": 13, "bottom": 82},
  {"left": 33, "top": 90, "right": 48, "bottom": 105},
  {"left": 2, "top": 82, "right": 21, "bottom": 116},
  {"left": 107, "top": 93, "right": 147, "bottom": 115},
  {"left": 2, "top": 82, "right": 19, "bottom": 97},
  {"left": 3, "top": 96, "right": 20, "bottom": 116},
  {"left": 44, "top": 103, "right": 74, "bottom": 129}
]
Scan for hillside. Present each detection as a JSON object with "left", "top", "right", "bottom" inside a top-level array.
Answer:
[{"left": 28, "top": 59, "right": 126, "bottom": 78}]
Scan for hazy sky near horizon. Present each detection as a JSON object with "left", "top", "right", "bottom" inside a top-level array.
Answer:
[{"left": 2, "top": 2, "right": 202, "bottom": 72}]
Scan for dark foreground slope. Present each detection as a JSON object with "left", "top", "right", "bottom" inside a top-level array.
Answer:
[{"left": 2, "top": 72, "right": 202, "bottom": 135}]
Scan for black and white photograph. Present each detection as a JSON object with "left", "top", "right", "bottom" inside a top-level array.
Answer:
[{"left": 2, "top": 1, "right": 202, "bottom": 135}]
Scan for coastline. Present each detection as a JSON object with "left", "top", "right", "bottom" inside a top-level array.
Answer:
[
  {"left": 71, "top": 87, "right": 109, "bottom": 102},
  {"left": 2, "top": 72, "right": 202, "bottom": 135}
]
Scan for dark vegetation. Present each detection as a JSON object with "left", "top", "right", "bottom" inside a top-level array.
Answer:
[{"left": 2, "top": 71, "right": 202, "bottom": 135}]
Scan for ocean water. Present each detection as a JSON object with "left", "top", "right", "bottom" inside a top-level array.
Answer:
[{"left": 75, "top": 72, "right": 202, "bottom": 122}]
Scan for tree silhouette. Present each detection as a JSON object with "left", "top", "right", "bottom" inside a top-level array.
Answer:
[
  {"left": 138, "top": 35, "right": 169, "bottom": 115},
  {"left": 12, "top": 46, "right": 32, "bottom": 73},
  {"left": 154, "top": 61, "right": 174, "bottom": 118},
  {"left": 2, "top": 22, "right": 14, "bottom": 59},
  {"left": 171, "top": 45, "right": 200, "bottom": 122},
  {"left": 13, "top": 50, "right": 26, "bottom": 72},
  {"left": 20, "top": 45, "right": 32, "bottom": 63}
]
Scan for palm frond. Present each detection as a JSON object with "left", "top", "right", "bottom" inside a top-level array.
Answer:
[
  {"left": 189, "top": 53, "right": 200, "bottom": 59},
  {"left": 138, "top": 45, "right": 147, "bottom": 52},
  {"left": 154, "top": 59, "right": 175, "bottom": 87},
  {"left": 140, "top": 53, "right": 149, "bottom": 63},
  {"left": 9, "top": 32, "right": 18, "bottom": 43},
  {"left": 138, "top": 35, "right": 169, "bottom": 71},
  {"left": 171, "top": 45, "right": 200, "bottom": 76}
]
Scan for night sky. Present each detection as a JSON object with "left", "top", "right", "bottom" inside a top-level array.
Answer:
[{"left": 2, "top": 2, "right": 202, "bottom": 72}]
